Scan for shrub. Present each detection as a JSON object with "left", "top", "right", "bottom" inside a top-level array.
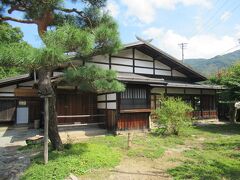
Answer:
[{"left": 155, "top": 97, "right": 193, "bottom": 135}]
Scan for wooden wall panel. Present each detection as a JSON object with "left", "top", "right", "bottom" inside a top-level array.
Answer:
[
  {"left": 56, "top": 91, "right": 98, "bottom": 124},
  {"left": 0, "top": 100, "right": 16, "bottom": 122},
  {"left": 14, "top": 88, "right": 38, "bottom": 97},
  {"left": 106, "top": 110, "right": 116, "bottom": 131},
  {"left": 117, "top": 112, "right": 149, "bottom": 130}
]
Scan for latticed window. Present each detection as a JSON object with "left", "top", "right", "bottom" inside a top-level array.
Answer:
[{"left": 120, "top": 87, "right": 148, "bottom": 109}]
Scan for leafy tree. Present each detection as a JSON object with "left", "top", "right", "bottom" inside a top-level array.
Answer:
[
  {"left": 210, "top": 63, "right": 240, "bottom": 101},
  {"left": 0, "top": 0, "right": 122, "bottom": 150},
  {"left": 0, "top": 22, "right": 26, "bottom": 79},
  {"left": 210, "top": 63, "right": 240, "bottom": 122},
  {"left": 0, "top": 22, "right": 23, "bottom": 43},
  {"left": 64, "top": 65, "right": 125, "bottom": 92},
  {"left": 155, "top": 97, "right": 193, "bottom": 135}
]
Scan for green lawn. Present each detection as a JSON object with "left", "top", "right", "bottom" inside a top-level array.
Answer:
[
  {"left": 168, "top": 124, "right": 240, "bottom": 180},
  {"left": 20, "top": 143, "right": 121, "bottom": 180},
  {"left": 21, "top": 123, "right": 240, "bottom": 180}
]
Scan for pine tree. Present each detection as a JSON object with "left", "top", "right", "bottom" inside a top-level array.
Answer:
[{"left": 0, "top": 0, "right": 122, "bottom": 150}]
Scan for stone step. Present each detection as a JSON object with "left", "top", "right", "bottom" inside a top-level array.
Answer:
[
  {"left": 59, "top": 129, "right": 107, "bottom": 143},
  {"left": 59, "top": 126, "right": 107, "bottom": 142}
]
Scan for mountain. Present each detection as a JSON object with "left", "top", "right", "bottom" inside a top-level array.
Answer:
[{"left": 184, "top": 50, "right": 240, "bottom": 77}]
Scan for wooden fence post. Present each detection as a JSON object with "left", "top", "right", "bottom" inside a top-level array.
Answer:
[
  {"left": 44, "top": 96, "right": 49, "bottom": 164},
  {"left": 128, "top": 132, "right": 133, "bottom": 149}
]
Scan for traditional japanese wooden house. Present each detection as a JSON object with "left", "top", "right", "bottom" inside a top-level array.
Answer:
[{"left": 0, "top": 39, "right": 222, "bottom": 132}]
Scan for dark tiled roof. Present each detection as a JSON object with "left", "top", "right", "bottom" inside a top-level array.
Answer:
[
  {"left": 0, "top": 74, "right": 32, "bottom": 87},
  {"left": 150, "top": 81, "right": 223, "bottom": 90},
  {"left": 117, "top": 72, "right": 166, "bottom": 84}
]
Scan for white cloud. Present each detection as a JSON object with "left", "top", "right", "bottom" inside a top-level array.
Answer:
[
  {"left": 180, "top": 0, "right": 211, "bottom": 7},
  {"left": 106, "top": 0, "right": 120, "bottom": 18},
  {"left": 194, "top": 15, "right": 204, "bottom": 33},
  {"left": 121, "top": 0, "right": 212, "bottom": 24},
  {"left": 235, "top": 24, "right": 240, "bottom": 37},
  {"left": 143, "top": 27, "right": 237, "bottom": 59},
  {"left": 220, "top": 11, "right": 231, "bottom": 22}
]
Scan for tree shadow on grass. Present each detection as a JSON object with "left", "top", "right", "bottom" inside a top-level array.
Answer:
[
  {"left": 193, "top": 124, "right": 240, "bottom": 135},
  {"left": 32, "top": 143, "right": 89, "bottom": 163}
]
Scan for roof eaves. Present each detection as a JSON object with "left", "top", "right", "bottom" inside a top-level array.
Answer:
[
  {"left": 123, "top": 41, "right": 145, "bottom": 48},
  {"left": 0, "top": 74, "right": 31, "bottom": 87}
]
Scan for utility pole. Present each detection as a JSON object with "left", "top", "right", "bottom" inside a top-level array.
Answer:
[{"left": 178, "top": 43, "right": 188, "bottom": 62}]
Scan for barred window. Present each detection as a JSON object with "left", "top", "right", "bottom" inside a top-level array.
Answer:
[{"left": 120, "top": 87, "right": 148, "bottom": 109}]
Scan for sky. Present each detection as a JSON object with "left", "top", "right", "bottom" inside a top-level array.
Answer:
[{"left": 6, "top": 0, "right": 240, "bottom": 59}]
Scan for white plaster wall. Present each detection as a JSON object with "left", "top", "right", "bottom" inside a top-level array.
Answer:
[
  {"left": 202, "top": 89, "right": 215, "bottom": 95},
  {"left": 0, "top": 85, "right": 16, "bottom": 92},
  {"left": 135, "top": 67, "right": 153, "bottom": 74},
  {"left": 135, "top": 60, "right": 153, "bottom": 68},
  {"left": 151, "top": 87, "right": 165, "bottom": 94},
  {"left": 97, "top": 102, "right": 106, "bottom": 109},
  {"left": 135, "top": 49, "right": 152, "bottom": 60},
  {"left": 112, "top": 65, "right": 133, "bottom": 73},
  {"left": 0, "top": 93, "right": 14, "bottom": 97},
  {"left": 172, "top": 70, "right": 186, "bottom": 77},
  {"left": 113, "top": 48, "right": 133, "bottom": 58},
  {"left": 107, "top": 93, "right": 116, "bottom": 101},
  {"left": 19, "top": 80, "right": 35, "bottom": 86},
  {"left": 53, "top": 72, "right": 64, "bottom": 77},
  {"left": 97, "top": 94, "right": 106, "bottom": 101},
  {"left": 154, "top": 60, "right": 171, "bottom": 70},
  {"left": 107, "top": 102, "right": 117, "bottom": 109},
  {"left": 86, "top": 62, "right": 109, "bottom": 69},
  {"left": 185, "top": 89, "right": 201, "bottom": 94},
  {"left": 91, "top": 55, "right": 109, "bottom": 63},
  {"left": 111, "top": 57, "right": 133, "bottom": 66},
  {"left": 167, "top": 88, "right": 184, "bottom": 94},
  {"left": 155, "top": 69, "right": 171, "bottom": 76}
]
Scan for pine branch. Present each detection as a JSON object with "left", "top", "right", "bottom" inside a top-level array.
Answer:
[
  {"left": 8, "top": 5, "right": 26, "bottom": 14},
  {"left": 56, "top": 7, "right": 93, "bottom": 28},
  {"left": 56, "top": 7, "right": 84, "bottom": 16},
  {"left": 0, "top": 16, "right": 36, "bottom": 24}
]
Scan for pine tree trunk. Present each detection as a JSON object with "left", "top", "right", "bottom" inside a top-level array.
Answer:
[{"left": 38, "top": 68, "right": 63, "bottom": 150}]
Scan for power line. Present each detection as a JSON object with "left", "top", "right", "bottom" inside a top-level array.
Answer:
[
  {"left": 202, "top": 2, "right": 240, "bottom": 35},
  {"left": 199, "top": 0, "right": 229, "bottom": 33},
  {"left": 190, "top": 0, "right": 229, "bottom": 36},
  {"left": 178, "top": 43, "right": 188, "bottom": 62},
  {"left": 220, "top": 39, "right": 240, "bottom": 55}
]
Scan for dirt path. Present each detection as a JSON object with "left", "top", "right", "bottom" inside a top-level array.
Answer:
[
  {"left": 80, "top": 146, "right": 189, "bottom": 180},
  {"left": 79, "top": 135, "right": 205, "bottom": 180}
]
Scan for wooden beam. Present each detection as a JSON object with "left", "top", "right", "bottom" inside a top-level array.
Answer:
[
  {"left": 109, "top": 54, "right": 112, "bottom": 69},
  {"left": 133, "top": 48, "right": 135, "bottom": 73},
  {"left": 57, "top": 114, "right": 105, "bottom": 118}
]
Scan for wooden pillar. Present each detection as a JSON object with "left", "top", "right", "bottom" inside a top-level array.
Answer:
[
  {"left": 215, "top": 90, "right": 218, "bottom": 118},
  {"left": 200, "top": 89, "right": 203, "bottom": 119}
]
